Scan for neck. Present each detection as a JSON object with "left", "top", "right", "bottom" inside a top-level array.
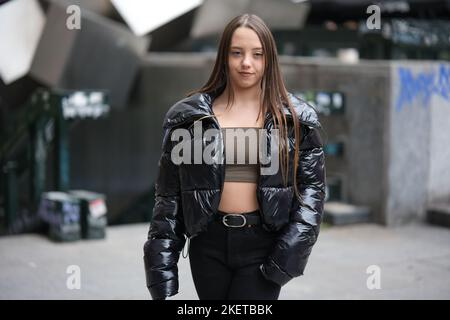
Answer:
[{"left": 225, "top": 84, "right": 262, "bottom": 107}]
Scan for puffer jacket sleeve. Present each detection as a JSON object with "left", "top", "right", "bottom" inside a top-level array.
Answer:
[
  {"left": 143, "top": 125, "right": 186, "bottom": 300},
  {"left": 260, "top": 123, "right": 326, "bottom": 287}
]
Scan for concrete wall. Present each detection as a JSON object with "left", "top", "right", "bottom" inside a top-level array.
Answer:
[
  {"left": 281, "top": 57, "right": 390, "bottom": 224},
  {"left": 428, "top": 64, "right": 450, "bottom": 202},
  {"left": 283, "top": 59, "right": 450, "bottom": 226},
  {"left": 388, "top": 61, "right": 450, "bottom": 225}
]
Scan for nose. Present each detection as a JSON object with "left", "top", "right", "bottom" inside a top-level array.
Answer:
[{"left": 241, "top": 54, "right": 251, "bottom": 68}]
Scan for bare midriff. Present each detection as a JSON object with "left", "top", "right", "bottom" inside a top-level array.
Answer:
[{"left": 218, "top": 181, "right": 260, "bottom": 214}]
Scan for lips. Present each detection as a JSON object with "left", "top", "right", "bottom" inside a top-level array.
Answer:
[{"left": 239, "top": 72, "right": 254, "bottom": 76}]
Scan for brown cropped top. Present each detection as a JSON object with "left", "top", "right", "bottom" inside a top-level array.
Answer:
[{"left": 221, "top": 127, "right": 262, "bottom": 183}]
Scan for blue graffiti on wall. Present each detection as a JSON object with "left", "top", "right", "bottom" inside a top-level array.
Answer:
[{"left": 396, "top": 64, "right": 450, "bottom": 112}]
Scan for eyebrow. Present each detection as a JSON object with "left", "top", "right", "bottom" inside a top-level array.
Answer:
[{"left": 230, "top": 46, "right": 263, "bottom": 50}]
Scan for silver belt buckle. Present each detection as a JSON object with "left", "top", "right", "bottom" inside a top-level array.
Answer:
[{"left": 222, "top": 214, "right": 247, "bottom": 228}]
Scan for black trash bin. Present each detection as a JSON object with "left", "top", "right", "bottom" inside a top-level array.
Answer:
[
  {"left": 38, "top": 192, "right": 81, "bottom": 242},
  {"left": 68, "top": 190, "right": 107, "bottom": 239}
]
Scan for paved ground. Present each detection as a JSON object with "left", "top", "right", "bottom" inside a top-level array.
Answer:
[{"left": 0, "top": 221, "right": 449, "bottom": 300}]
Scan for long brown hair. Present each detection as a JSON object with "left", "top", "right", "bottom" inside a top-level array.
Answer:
[{"left": 188, "top": 14, "right": 302, "bottom": 201}]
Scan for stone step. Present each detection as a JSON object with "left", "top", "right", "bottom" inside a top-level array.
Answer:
[
  {"left": 323, "top": 201, "right": 371, "bottom": 225},
  {"left": 426, "top": 203, "right": 450, "bottom": 228}
]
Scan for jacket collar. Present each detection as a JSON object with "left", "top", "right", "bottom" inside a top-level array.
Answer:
[{"left": 163, "top": 91, "right": 321, "bottom": 129}]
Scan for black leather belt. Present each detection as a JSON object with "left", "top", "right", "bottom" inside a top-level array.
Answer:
[{"left": 215, "top": 210, "right": 261, "bottom": 228}]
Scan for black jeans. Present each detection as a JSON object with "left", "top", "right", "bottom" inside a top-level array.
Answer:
[{"left": 188, "top": 210, "right": 281, "bottom": 300}]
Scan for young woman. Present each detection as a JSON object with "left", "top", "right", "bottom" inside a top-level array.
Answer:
[{"left": 144, "top": 14, "right": 326, "bottom": 300}]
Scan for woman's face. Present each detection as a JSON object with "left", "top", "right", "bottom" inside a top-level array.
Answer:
[{"left": 227, "top": 27, "right": 265, "bottom": 91}]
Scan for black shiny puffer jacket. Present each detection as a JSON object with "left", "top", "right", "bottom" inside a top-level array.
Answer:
[{"left": 143, "top": 91, "right": 326, "bottom": 300}]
